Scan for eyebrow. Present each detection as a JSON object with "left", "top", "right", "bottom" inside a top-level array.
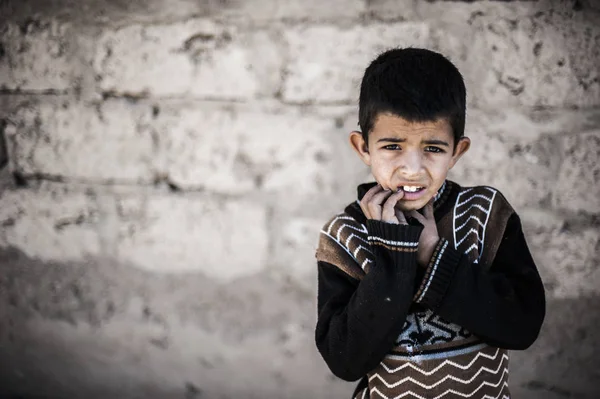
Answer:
[{"left": 377, "top": 137, "right": 450, "bottom": 147}]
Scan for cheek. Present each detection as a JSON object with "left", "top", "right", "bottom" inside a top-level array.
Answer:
[
  {"left": 370, "top": 158, "right": 394, "bottom": 179},
  {"left": 423, "top": 157, "right": 452, "bottom": 184}
]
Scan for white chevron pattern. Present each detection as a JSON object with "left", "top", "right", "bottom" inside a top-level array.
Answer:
[
  {"left": 370, "top": 388, "right": 509, "bottom": 399},
  {"left": 452, "top": 187, "right": 497, "bottom": 263},
  {"left": 321, "top": 214, "right": 373, "bottom": 267},
  {"left": 455, "top": 203, "right": 490, "bottom": 219},
  {"left": 381, "top": 348, "right": 504, "bottom": 375},
  {"left": 369, "top": 358, "right": 508, "bottom": 389},
  {"left": 370, "top": 377, "right": 508, "bottom": 399},
  {"left": 456, "top": 228, "right": 484, "bottom": 246},
  {"left": 456, "top": 194, "right": 493, "bottom": 208},
  {"left": 455, "top": 215, "right": 486, "bottom": 232}
]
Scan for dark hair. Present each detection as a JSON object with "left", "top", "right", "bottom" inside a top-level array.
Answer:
[{"left": 358, "top": 48, "right": 466, "bottom": 148}]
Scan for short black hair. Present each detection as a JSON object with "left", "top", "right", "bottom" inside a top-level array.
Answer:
[{"left": 358, "top": 48, "right": 466, "bottom": 147}]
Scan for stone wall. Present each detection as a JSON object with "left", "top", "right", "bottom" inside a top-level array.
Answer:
[{"left": 0, "top": 0, "right": 599, "bottom": 398}]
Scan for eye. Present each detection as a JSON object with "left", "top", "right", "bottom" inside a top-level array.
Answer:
[
  {"left": 425, "top": 146, "right": 445, "bottom": 153},
  {"left": 383, "top": 144, "right": 401, "bottom": 150}
]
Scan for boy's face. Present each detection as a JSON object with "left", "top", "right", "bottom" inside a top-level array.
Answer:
[{"left": 350, "top": 113, "right": 470, "bottom": 212}]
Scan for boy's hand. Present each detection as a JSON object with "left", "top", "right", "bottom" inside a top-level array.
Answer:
[
  {"left": 408, "top": 199, "right": 439, "bottom": 268},
  {"left": 360, "top": 184, "right": 407, "bottom": 225}
]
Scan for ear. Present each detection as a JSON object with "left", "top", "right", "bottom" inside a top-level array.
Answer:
[
  {"left": 349, "top": 131, "right": 372, "bottom": 166},
  {"left": 449, "top": 137, "right": 470, "bottom": 169}
]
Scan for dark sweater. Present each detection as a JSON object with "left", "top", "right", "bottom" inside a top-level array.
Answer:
[{"left": 315, "top": 180, "right": 545, "bottom": 399}]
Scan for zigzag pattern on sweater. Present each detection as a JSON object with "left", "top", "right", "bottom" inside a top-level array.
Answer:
[
  {"left": 452, "top": 187, "right": 497, "bottom": 264},
  {"left": 320, "top": 214, "right": 373, "bottom": 270},
  {"left": 367, "top": 346, "right": 510, "bottom": 399}
]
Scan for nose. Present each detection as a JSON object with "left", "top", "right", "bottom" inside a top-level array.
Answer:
[{"left": 398, "top": 149, "right": 424, "bottom": 177}]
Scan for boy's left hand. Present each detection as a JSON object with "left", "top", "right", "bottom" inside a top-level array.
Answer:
[{"left": 407, "top": 199, "right": 439, "bottom": 268}]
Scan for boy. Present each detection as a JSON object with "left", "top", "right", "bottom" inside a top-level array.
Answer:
[{"left": 315, "top": 48, "right": 545, "bottom": 398}]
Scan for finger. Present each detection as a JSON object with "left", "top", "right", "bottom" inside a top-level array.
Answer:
[
  {"left": 395, "top": 209, "right": 408, "bottom": 224},
  {"left": 368, "top": 189, "right": 392, "bottom": 219},
  {"left": 381, "top": 190, "right": 404, "bottom": 223},
  {"left": 370, "top": 188, "right": 392, "bottom": 206},
  {"left": 360, "top": 184, "right": 383, "bottom": 218},
  {"left": 381, "top": 191, "right": 403, "bottom": 223},
  {"left": 424, "top": 198, "right": 435, "bottom": 220},
  {"left": 361, "top": 184, "right": 383, "bottom": 204}
]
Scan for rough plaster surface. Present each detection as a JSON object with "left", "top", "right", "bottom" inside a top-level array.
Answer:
[
  {"left": 0, "top": 184, "right": 101, "bottom": 260},
  {"left": 0, "top": 20, "right": 83, "bottom": 92},
  {"left": 4, "top": 99, "right": 157, "bottom": 182},
  {"left": 554, "top": 130, "right": 600, "bottom": 213},
  {"left": 94, "top": 20, "right": 283, "bottom": 99},
  {"left": 116, "top": 193, "right": 269, "bottom": 278},
  {"left": 282, "top": 23, "right": 430, "bottom": 103},
  {"left": 1, "top": 0, "right": 600, "bottom": 397},
  {"left": 154, "top": 104, "right": 335, "bottom": 194}
]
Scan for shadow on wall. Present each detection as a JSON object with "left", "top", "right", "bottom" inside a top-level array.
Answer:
[
  {"left": 0, "top": 247, "right": 600, "bottom": 399},
  {"left": 0, "top": 119, "right": 8, "bottom": 169}
]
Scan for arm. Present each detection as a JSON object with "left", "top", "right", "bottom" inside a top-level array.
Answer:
[
  {"left": 413, "top": 212, "right": 546, "bottom": 349},
  {"left": 316, "top": 220, "right": 422, "bottom": 381}
]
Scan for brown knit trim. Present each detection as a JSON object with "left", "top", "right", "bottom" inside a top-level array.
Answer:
[
  {"left": 316, "top": 212, "right": 371, "bottom": 280},
  {"left": 434, "top": 180, "right": 453, "bottom": 211},
  {"left": 413, "top": 238, "right": 447, "bottom": 301}
]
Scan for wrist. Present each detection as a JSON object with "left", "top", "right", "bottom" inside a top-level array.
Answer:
[{"left": 418, "top": 236, "right": 440, "bottom": 267}]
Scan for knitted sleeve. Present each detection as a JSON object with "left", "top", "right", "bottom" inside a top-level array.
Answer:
[
  {"left": 413, "top": 211, "right": 546, "bottom": 350},
  {"left": 315, "top": 214, "right": 423, "bottom": 381}
]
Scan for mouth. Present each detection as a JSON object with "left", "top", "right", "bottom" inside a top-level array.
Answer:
[
  {"left": 397, "top": 185, "right": 428, "bottom": 201},
  {"left": 398, "top": 185, "right": 426, "bottom": 193}
]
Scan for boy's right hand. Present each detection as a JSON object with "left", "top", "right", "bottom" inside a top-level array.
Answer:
[{"left": 360, "top": 184, "right": 407, "bottom": 225}]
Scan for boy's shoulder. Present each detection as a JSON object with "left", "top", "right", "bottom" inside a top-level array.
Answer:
[
  {"left": 316, "top": 210, "right": 370, "bottom": 280},
  {"left": 451, "top": 183, "right": 515, "bottom": 216},
  {"left": 449, "top": 183, "right": 518, "bottom": 265}
]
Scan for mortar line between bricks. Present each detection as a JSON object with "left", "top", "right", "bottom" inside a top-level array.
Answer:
[
  {"left": 9, "top": 175, "right": 276, "bottom": 201},
  {"left": 0, "top": 90, "right": 73, "bottom": 96}
]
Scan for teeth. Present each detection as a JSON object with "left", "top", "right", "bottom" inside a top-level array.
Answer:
[{"left": 402, "top": 186, "right": 423, "bottom": 192}]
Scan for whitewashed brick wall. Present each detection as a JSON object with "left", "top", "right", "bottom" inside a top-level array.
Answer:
[{"left": 1, "top": 1, "right": 599, "bottom": 397}]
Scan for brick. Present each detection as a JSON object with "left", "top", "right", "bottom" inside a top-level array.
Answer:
[
  {"left": 156, "top": 105, "right": 334, "bottom": 195},
  {"left": 116, "top": 194, "right": 268, "bottom": 279},
  {"left": 0, "top": 19, "right": 83, "bottom": 92},
  {"left": 554, "top": 131, "right": 600, "bottom": 214},
  {"left": 4, "top": 100, "right": 156, "bottom": 183},
  {"left": 464, "top": 108, "right": 600, "bottom": 142},
  {"left": 431, "top": 7, "right": 600, "bottom": 108},
  {"left": 365, "top": 0, "right": 419, "bottom": 21},
  {"left": 0, "top": 121, "right": 7, "bottom": 168},
  {"left": 217, "top": 0, "right": 365, "bottom": 22},
  {"left": 449, "top": 114, "right": 561, "bottom": 210},
  {"left": 271, "top": 217, "right": 323, "bottom": 287},
  {"left": 94, "top": 19, "right": 281, "bottom": 99},
  {"left": 527, "top": 225, "right": 600, "bottom": 299},
  {"left": 283, "top": 23, "right": 430, "bottom": 103},
  {"left": 0, "top": 185, "right": 101, "bottom": 260}
]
